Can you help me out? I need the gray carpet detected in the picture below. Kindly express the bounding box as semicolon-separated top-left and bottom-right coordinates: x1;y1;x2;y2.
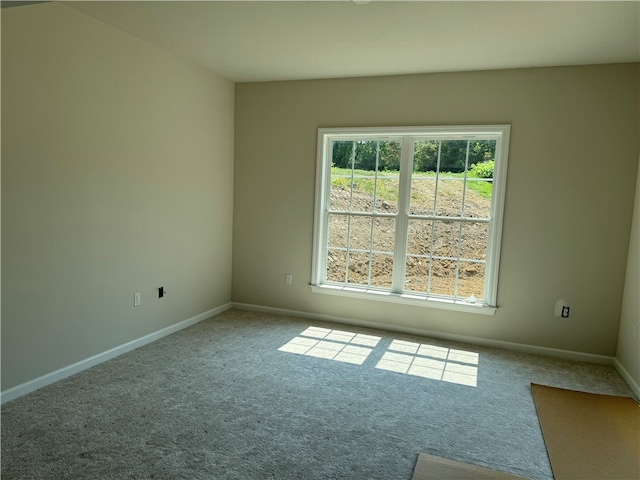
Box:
1;309;635;479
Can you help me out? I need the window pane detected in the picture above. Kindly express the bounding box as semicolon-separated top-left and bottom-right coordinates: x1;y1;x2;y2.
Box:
464;179;492;218
465;139;496;218
407;219;432;256
460;223;488;260
438;140;468;173
331;141;401;214
330;172;380;215
327;214;348;248
353;141;378;171
405;256;429;292
372;217;395;253
379;140;402;172
413;140;439;173
330;175;353;211
468;140;496;167
370;254;393;288
348;216;372;250
429;259;456;296
347;251;370;285
432;221;460;259
436;179;464;217
344;172;378;213
327;249;346;283
458;262;485;300
374;176;399;213
409;176;436;215
331;140;355;169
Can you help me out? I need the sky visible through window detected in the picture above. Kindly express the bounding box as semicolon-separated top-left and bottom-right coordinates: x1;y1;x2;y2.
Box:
278;326;479;387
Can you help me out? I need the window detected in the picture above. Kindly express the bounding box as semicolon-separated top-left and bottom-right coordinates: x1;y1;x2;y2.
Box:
311;125;510;314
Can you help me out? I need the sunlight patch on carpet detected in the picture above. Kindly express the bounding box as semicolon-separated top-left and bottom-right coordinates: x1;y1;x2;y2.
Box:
278;327;381;365
278;327;479;386
376;340;479;387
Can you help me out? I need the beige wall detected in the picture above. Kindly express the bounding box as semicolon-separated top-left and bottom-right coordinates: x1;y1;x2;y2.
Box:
616;161;640;384
613;59;640;389
234;64;639;357
1;3;235;390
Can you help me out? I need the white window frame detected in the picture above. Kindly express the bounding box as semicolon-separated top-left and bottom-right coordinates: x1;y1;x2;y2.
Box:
310;125;510;315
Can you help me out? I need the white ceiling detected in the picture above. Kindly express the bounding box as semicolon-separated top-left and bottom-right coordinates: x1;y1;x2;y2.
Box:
65;1;640;83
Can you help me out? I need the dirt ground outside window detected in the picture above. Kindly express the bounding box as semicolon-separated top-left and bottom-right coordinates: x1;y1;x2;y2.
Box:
326;179;491;299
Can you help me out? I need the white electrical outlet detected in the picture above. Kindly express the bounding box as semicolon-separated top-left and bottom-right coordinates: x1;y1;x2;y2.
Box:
633;324;638;340
134;292;141;306
285;274;293;285
554;299;569;317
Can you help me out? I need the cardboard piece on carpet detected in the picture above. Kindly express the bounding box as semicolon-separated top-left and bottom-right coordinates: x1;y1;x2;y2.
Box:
411;453;527;480
531;383;640;480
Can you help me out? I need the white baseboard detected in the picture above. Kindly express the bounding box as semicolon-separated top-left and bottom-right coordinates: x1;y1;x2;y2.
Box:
614;358;640;400
233;302;615;365
5;302;629;405
1;303;232;405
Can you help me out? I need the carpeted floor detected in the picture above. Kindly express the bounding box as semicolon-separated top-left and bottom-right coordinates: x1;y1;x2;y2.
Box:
1;309;636;479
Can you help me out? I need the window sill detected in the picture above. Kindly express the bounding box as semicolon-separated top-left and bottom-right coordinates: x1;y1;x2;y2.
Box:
310;284;497;316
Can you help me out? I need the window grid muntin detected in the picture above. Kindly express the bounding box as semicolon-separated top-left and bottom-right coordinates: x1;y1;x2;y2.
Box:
366;143;381;285
425;140;442;294
454;141;471;297
343;141;356;284
329;246;485;264
313;125;509;309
